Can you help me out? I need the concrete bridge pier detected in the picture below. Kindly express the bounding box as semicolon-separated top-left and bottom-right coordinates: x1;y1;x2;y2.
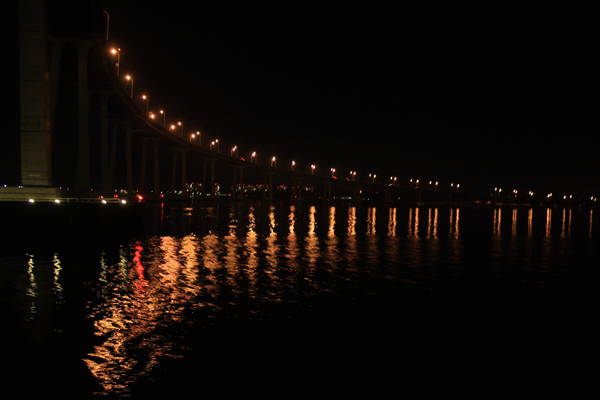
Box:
201;157;217;195
416;188;423;205
75;40;96;193
125;123;134;193
231;166;245;198
138;136;160;195
322;181;332;200
99;91;110;195
169;148;188;194
292;177;303;200
383;187;392;203
352;184;361;201
262;173;274;200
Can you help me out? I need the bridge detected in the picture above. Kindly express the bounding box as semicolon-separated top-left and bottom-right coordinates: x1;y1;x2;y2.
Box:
5;0;597;208
4;0;467;206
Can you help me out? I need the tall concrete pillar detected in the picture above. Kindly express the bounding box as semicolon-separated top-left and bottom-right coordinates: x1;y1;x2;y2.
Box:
100;92;110;194
76;42;92;192
294;177;303;200
180;150;187;191
202;158;208;192
152;138;160;194
139;137;149;192
48;38;63;134
19;0;52;186
108;123;118;193
239;166;244;185
170;149;178;192
125;124;133;193
209;159;216;194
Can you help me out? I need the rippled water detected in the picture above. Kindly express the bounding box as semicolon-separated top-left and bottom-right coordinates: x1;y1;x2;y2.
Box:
3;203;596;398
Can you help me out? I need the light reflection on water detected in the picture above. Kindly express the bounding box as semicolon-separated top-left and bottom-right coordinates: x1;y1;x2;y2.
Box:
7;204;597;397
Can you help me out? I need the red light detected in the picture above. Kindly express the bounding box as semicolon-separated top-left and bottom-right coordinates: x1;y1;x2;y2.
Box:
159;194;164;198
113;194;118;198
136;194;144;201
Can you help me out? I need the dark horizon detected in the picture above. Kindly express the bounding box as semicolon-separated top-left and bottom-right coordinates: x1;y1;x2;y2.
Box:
6;1;598;194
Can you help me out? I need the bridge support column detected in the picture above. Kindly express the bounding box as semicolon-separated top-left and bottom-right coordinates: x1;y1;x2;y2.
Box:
152;138;160;194
107;123;118;193
100;92;111;195
416;189;423;205
383;187;392;203
139;137;149;193
125;124;134;193
202;158;208;193
209;158;216;194
293;177;303;200
262;173;273;200
231;165;245;197
48;38;63;135
180;150;188;192
352;184;361;202
323;181;332;200
19;0;52;187
170;149;178;193
76;42;93;193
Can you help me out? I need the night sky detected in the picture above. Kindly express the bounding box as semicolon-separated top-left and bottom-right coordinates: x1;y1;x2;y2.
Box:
8;2;598;192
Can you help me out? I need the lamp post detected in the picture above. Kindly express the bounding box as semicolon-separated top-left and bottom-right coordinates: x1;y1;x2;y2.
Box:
141;94;149;114
109;47;120;76
124;74;133;97
251;151;257;163
159;109;166;127
271;156;276;168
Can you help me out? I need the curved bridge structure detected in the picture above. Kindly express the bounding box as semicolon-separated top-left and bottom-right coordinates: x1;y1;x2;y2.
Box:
13;0;463;204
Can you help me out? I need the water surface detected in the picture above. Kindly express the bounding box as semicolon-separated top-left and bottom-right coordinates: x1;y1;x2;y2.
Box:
3;203;596;397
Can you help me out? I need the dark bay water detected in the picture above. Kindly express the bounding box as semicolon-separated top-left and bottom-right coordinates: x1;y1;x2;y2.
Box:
3;203;596;398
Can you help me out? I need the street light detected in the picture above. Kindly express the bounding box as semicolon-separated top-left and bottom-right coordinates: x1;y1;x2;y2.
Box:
177;121;183;136
271;156;276;167
291;160;296;170
124;74;133;97
109;47;120;76
231;146;238;157
141;94;149;114
251;151;257;163
159;109;166;127
310;164;316;175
